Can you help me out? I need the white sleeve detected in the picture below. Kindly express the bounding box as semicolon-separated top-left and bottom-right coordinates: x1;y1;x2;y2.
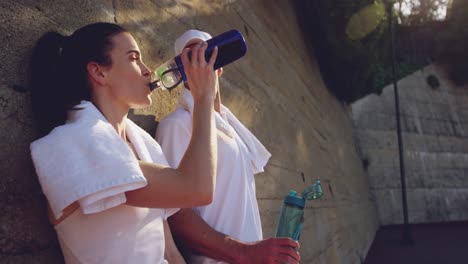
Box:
156;117;191;168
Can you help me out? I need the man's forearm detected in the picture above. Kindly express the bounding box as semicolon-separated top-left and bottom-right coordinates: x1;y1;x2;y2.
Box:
168;208;246;263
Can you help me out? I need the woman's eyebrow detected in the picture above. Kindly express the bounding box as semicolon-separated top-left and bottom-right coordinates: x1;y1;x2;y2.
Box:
127;50;141;56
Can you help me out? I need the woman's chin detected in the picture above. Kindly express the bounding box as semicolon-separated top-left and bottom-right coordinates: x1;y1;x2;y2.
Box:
130;96;152;109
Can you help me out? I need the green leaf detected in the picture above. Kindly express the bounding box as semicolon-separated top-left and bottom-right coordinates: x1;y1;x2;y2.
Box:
346;1;387;40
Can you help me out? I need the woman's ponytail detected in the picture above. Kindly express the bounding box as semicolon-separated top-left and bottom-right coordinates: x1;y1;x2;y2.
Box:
30;31;70;137
30;23;127;137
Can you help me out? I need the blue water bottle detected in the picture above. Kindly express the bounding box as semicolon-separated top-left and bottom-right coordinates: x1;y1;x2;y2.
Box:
149;29;247;91
275;179;323;240
275;191;305;240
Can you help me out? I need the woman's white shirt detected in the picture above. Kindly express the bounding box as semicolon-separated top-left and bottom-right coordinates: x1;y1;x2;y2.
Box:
55;204;168;264
30;101;177;263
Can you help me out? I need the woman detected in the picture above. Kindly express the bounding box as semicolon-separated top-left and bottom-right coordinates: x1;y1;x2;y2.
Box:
29;22;218;263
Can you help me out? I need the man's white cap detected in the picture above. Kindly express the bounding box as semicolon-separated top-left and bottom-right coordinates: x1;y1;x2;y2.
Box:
174;29;212;55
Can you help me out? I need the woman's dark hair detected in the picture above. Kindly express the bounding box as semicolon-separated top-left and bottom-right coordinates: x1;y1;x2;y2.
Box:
30;22;127;137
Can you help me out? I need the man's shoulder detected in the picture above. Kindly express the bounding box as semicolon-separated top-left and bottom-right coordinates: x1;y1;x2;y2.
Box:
156;107;192;144
159;107;192;128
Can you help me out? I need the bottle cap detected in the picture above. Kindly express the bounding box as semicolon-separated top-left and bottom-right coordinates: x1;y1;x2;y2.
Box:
284;190;305;209
302;178;324;200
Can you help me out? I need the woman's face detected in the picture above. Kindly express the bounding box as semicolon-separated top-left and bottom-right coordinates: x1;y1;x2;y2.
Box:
104;32;152;109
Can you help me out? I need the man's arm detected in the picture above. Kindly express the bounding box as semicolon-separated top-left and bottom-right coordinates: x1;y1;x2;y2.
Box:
168;208;301;264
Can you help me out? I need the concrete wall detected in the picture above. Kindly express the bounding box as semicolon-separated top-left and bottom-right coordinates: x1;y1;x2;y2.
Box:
1;1;377;263
352;64;468;226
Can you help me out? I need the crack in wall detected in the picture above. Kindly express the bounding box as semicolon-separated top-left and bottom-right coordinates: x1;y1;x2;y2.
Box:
112;0;118;23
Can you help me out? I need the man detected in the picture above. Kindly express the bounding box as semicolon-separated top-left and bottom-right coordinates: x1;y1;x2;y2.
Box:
157;29;300;264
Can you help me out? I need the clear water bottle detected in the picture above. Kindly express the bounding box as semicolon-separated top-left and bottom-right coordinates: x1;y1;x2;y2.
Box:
275;179;323;240
149;29;247;91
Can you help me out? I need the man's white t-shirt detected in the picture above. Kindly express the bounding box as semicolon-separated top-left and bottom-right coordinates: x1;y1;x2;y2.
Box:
157;107;264;264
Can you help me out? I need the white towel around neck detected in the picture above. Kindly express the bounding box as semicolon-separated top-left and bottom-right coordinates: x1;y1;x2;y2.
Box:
178;88;271;173
30;101;170;219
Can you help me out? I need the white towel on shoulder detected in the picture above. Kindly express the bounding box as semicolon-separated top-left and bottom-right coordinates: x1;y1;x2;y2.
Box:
178;88;271;173
30;101;170;219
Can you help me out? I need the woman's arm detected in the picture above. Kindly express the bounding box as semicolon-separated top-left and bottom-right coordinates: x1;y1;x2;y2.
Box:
126;43;219;208
163;220;186;264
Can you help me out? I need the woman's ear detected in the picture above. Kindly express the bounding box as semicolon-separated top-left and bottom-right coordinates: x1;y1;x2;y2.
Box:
86;62;107;86
216;67;223;77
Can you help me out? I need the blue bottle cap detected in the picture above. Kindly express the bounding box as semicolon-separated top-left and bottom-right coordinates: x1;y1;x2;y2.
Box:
284;190;305;209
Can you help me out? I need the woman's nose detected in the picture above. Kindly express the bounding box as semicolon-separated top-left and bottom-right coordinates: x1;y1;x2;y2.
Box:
141;62;151;78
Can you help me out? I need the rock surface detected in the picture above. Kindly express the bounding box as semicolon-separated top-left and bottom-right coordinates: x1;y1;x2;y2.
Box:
352;64;468;225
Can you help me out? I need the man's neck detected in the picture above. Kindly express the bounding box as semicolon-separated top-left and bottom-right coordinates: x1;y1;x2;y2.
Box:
184;85;222;113
214;90;222;114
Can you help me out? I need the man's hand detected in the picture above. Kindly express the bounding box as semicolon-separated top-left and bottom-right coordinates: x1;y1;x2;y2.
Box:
237;237;301;264
167;209;300;264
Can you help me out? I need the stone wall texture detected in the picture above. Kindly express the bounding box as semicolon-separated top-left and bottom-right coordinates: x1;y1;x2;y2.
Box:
1;1;378;263
352;64;468;226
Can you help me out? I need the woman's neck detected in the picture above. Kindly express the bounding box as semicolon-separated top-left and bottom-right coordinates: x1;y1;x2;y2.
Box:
91;96;129;140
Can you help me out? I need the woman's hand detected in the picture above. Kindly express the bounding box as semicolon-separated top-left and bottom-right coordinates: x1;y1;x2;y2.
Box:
180;42;218;104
